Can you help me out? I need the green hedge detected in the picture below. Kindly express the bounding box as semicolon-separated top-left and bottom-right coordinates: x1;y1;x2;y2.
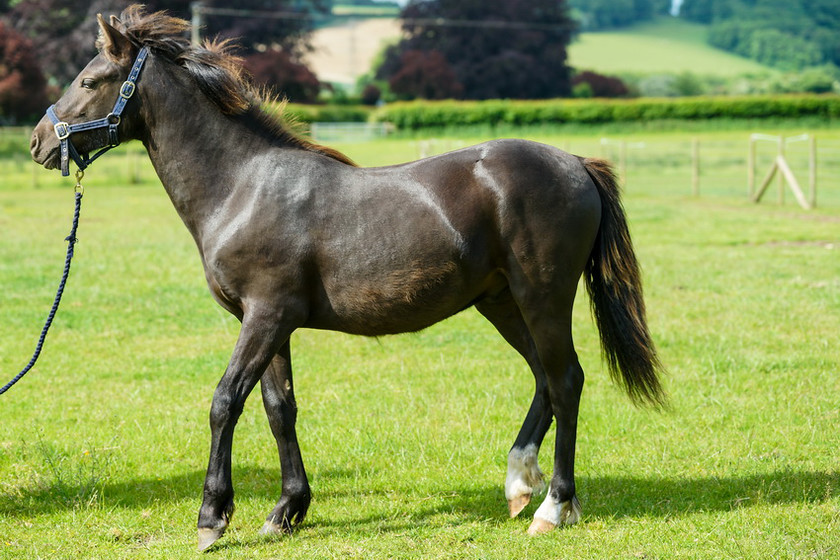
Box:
369;95;840;129
283;103;372;124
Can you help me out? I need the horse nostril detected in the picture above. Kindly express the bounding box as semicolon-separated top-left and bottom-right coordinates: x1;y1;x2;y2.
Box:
30;133;39;155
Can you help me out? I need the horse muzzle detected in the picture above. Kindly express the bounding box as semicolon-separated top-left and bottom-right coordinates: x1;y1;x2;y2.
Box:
30;117;61;170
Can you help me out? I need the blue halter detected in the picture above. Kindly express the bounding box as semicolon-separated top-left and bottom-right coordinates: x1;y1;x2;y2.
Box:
46;47;150;176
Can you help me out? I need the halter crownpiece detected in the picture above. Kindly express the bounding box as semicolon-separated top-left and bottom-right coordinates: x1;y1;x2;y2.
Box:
46;47;150;176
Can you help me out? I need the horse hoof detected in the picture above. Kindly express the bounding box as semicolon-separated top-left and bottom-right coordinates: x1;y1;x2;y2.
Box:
508;494;531;518
197;527;226;552
526;517;556;536
259;519;290;536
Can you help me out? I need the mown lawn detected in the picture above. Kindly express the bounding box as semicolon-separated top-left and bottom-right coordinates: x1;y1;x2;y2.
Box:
0;128;837;559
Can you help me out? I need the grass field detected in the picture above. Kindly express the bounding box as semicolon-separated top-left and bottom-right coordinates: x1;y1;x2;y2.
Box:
568;17;773;76
0;124;838;559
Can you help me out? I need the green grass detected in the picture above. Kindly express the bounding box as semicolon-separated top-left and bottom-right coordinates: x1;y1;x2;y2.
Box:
1;125;838;558
569;17;773;76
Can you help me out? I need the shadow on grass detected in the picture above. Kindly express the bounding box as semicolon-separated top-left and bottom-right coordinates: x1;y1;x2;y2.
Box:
1;465;837;530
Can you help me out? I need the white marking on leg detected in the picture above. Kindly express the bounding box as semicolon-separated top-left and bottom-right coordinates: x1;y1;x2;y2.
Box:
505;444;545;501
533;493;582;527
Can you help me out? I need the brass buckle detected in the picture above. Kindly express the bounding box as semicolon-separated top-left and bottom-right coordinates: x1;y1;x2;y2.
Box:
53;122;70;140
119;80;136;99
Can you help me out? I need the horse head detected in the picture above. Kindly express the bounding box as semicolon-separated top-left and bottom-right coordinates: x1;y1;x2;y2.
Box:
30;14;145;175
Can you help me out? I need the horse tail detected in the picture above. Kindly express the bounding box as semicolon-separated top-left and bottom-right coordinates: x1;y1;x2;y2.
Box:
579;157;667;408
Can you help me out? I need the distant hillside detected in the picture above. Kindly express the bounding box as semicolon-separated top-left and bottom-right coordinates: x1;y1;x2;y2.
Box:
568;17;773;76
306;16;772;87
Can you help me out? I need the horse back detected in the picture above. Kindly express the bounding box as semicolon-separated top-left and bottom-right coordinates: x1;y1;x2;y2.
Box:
302;139;601;334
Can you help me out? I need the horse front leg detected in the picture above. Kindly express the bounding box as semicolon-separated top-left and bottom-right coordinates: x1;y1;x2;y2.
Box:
258;343;311;535
197;311;291;551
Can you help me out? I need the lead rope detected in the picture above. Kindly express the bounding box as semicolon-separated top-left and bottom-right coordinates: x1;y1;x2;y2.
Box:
0;170;85;395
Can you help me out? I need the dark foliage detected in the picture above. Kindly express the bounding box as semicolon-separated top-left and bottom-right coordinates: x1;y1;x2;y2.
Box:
573;71;630;98
142;0;332;58
376;0;577;100
570;0;668;30
5;0;126;86
360;83;381;105
243;49;322;103
388;50;463;100
1;0;329;117
0;21;48;122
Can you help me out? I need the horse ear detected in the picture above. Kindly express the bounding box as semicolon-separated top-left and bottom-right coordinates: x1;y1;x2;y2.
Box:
97;13;132;63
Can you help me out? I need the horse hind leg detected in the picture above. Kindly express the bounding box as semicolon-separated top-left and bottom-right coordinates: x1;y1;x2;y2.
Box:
476;295;553;518
518;304;585;535
258;344;311;536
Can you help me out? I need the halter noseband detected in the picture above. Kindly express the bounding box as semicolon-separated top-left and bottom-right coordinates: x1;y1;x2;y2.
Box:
46;47;150;176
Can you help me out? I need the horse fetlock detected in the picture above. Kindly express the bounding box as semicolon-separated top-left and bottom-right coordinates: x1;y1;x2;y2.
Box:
259;518;290;537
527;494;581;535
197;496;235;551
263;492;310;534
505;444;545;517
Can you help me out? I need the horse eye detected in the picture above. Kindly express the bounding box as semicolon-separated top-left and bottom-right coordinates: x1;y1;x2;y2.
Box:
81;78;97;90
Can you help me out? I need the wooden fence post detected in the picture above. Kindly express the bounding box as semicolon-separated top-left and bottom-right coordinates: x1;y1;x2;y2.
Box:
777;136;785;205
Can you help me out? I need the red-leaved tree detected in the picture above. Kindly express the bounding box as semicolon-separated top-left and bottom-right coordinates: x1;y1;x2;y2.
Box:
0;21;48;122
376;0;577;100
243;49;323;103
389;50;463;100
572;71;630;98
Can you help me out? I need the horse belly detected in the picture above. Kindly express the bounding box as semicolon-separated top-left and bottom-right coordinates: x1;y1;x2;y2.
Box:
310;252;501;336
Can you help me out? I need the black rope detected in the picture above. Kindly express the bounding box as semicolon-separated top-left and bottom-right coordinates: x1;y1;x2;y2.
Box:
1;190;83;395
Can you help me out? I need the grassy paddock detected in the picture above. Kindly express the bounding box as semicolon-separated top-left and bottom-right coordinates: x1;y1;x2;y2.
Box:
0;126;838;559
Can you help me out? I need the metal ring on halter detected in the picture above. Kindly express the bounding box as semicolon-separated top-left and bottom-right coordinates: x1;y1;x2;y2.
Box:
74;169;85;194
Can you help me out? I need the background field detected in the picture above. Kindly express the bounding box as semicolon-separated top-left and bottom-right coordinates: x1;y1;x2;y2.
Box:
306;16;773;87
0;123;838;559
567;17;772;76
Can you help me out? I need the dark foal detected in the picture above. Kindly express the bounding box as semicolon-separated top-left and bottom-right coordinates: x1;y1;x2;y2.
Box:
30;6;665;551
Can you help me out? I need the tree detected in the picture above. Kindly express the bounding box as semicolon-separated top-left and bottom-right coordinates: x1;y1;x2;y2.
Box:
388;50;463;100
376;0;577;100
4;0;124;87
149;0;333;58
243;49;322;103
572;71;630;97
0;20;48;122
681;0;840;69
4;0;330;88
570;0;664;30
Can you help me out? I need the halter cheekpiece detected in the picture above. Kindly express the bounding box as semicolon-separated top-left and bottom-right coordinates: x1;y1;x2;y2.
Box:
46;47;150;176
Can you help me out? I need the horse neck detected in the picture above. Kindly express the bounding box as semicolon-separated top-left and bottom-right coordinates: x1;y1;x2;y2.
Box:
137;61;266;242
